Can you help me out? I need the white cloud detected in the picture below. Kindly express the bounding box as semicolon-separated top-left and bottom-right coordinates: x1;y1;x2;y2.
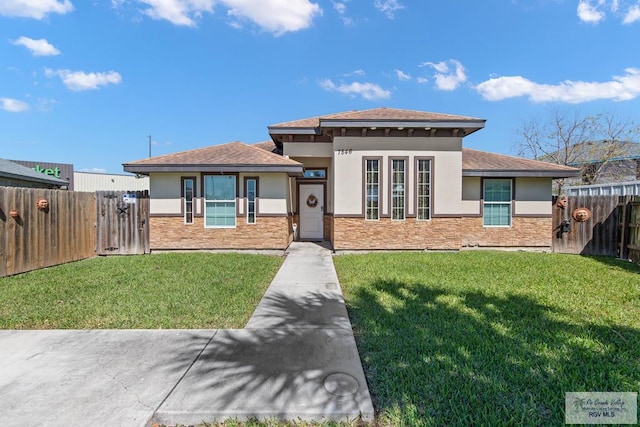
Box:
623;4;640;23
79;167;108;173
475;68;640;103
223;0;322;36
374;0;403;19
319;79;391;100
416;77;428;84
578;0;606;23
332;0;353;25
0;0;74;19
394;69;411;81
12;36;61;56
1;98;29;112
342;69;366;77
45;68;123;91
137;0;322;34
333;1;346;14
577;0;640;24
138;0;214;27
423;59;468;91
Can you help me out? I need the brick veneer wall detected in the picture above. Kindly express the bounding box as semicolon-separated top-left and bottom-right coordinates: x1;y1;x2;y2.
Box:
333;216;552;250
150;215;292;250
460;217;552;248
333;217;462;250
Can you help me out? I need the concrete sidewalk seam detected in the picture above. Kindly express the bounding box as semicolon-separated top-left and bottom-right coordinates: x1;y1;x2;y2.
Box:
146;330;219;427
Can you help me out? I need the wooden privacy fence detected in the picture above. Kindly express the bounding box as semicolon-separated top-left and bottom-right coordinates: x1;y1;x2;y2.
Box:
96;191;150;256
0;187;96;277
0;187;149;277
552;194;640;261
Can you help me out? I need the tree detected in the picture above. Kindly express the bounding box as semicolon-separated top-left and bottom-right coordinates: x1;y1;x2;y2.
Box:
515;109;640;187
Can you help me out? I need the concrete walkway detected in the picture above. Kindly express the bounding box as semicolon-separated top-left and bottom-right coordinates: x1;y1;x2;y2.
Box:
0;242;374;427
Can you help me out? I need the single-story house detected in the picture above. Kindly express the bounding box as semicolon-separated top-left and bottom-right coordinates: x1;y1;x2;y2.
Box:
123;108;580;251
0;158;69;189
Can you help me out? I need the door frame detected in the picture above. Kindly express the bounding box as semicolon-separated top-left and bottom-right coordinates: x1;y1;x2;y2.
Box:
297;183;326;241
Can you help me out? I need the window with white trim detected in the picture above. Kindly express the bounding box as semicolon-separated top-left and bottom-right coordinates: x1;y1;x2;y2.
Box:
204;175;236;228
183;177;194;224
417;159;431;220
246;178;257;224
483;179;512;227
365;159;380;220
391;159;406;220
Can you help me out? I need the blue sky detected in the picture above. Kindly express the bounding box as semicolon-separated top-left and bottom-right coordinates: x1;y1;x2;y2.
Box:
1;0;639;174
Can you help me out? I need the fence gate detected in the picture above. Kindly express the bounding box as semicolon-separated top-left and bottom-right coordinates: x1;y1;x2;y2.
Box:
552;195;627;257
96;190;149;255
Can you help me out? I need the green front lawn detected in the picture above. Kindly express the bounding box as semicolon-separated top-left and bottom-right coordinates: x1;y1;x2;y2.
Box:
0;253;282;329
334;251;640;427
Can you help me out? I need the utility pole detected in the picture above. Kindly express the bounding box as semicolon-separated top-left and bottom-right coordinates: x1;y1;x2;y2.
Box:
148;135;152;158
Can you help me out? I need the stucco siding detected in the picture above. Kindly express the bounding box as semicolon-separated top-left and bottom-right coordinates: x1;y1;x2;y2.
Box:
514;178;552;216
461;176;481;215
284;143;333;157
252;173;289;215
332;137;463;216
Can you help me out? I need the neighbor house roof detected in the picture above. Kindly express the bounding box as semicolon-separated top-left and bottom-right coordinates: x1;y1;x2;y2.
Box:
462;148;581;178
538;141;640;165
0;158;69;187
123;141;303;175
268;107;486;136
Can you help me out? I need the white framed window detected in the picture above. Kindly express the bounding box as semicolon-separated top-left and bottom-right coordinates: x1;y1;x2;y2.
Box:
182;177;195;224
416;159;431;220
303;169;326;179
204;175;236;228
365;159;380;220
391;159;406;220
246;178;257;224
483;179;512;227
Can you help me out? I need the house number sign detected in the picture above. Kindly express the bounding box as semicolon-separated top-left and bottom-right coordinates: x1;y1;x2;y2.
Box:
336;149;353;155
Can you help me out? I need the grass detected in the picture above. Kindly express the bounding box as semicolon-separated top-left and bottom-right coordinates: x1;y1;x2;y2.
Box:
0;253;282;329
333;251;640;427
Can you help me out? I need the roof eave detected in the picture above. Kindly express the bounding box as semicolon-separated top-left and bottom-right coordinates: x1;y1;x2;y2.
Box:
320;119;486;129
123;164;304;175
268;126;321;135
463;169;582;178
0;171;67;186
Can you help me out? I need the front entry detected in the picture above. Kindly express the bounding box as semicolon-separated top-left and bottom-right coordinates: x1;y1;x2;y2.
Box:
299;184;324;241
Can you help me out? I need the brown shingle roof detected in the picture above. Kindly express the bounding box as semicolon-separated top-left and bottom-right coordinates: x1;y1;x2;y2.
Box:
123;141;303;174
269;107;484;128
463;148;581;178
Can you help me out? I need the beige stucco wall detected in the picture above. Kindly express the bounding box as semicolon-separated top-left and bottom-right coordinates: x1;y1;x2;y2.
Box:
255;173;289;215
514;178;552;216
148;172;289;217
460;176;552;217
149;173;184;214
332;137;463;216
284;143;333;158
461;176;481;215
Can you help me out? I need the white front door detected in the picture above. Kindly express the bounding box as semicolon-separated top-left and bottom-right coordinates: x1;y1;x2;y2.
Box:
299;184;324;240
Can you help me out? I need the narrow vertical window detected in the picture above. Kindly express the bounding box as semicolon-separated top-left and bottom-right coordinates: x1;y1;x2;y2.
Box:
183;178;194;224
391;159;405;220
417;159;431;220
365;159;380;220
483;179;512;227
246;178;257;224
